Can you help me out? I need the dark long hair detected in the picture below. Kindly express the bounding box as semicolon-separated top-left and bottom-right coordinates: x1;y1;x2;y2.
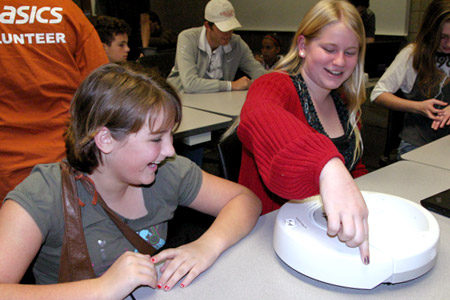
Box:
413;0;450;97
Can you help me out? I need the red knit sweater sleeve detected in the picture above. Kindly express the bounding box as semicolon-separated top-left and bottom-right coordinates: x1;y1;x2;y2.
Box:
351;159;368;178
238;72;345;200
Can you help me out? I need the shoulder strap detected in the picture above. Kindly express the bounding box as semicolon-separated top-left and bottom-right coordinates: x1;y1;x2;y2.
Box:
58;161;157;283
76;175;157;256
58;161;96;282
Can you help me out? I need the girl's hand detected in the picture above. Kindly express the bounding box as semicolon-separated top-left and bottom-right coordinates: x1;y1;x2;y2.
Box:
319;158;370;265
151;240;220;291
148;170;261;291
431;105;450;130
98;251;157;299
416;98;448;120
254;54;264;63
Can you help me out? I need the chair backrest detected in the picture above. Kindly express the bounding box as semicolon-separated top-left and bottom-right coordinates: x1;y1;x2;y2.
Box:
379;90;406;166
217;130;242;183
383;109;405;157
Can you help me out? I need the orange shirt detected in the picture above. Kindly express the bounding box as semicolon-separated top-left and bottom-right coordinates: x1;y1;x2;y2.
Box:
0;0;109;199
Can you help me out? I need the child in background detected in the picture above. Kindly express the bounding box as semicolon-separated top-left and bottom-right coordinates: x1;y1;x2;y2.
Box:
92;15;131;63
0;63;261;299
255;33;284;70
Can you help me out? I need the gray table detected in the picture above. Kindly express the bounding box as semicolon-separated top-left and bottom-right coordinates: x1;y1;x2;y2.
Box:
401;135;450;171
173;106;232;145
129;161;450;300
181;91;247;118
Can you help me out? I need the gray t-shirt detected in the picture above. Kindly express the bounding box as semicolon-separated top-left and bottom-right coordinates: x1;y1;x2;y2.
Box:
5;155;202;284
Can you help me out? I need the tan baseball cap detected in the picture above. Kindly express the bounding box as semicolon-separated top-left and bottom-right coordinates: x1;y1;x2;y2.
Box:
205;0;242;32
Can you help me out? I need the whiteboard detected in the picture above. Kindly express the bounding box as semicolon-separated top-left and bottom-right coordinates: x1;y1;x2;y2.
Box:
233;0;410;36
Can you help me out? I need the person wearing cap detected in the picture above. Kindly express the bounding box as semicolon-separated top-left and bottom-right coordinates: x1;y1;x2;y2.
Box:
167;0;265;93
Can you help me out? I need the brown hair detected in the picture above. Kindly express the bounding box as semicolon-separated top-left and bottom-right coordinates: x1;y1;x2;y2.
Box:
91;15;131;46
413;0;450;97
65;63;182;173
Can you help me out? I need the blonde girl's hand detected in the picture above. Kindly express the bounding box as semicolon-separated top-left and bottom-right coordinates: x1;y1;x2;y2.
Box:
319;158;370;265
151;239;220;291
98;251;158;299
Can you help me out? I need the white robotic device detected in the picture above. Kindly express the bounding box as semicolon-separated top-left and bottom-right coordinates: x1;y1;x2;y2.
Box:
273;191;440;289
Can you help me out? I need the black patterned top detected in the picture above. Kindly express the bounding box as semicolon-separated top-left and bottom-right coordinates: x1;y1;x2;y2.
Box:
436;52;450;72
290;73;359;171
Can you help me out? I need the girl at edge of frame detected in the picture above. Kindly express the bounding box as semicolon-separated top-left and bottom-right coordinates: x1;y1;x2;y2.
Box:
370;0;450;157
0;63;261;299
255;33;284;70
237;0;370;264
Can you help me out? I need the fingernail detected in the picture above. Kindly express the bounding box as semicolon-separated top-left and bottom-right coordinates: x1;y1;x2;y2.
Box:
151;257;156;263
364;256;370;265
157;284;162;289
164;285;170;291
180;283;185;288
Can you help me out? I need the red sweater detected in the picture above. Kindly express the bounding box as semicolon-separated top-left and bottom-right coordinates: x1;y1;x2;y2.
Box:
238;72;367;214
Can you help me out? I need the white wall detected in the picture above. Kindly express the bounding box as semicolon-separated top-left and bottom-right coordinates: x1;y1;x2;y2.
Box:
233;0;410;36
